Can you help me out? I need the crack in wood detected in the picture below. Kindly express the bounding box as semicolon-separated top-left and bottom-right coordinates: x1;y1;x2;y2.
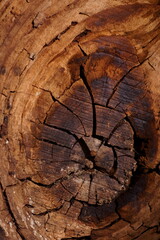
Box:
79;12;90;17
105;118;126;143
106;54;154;108
37;137;72;149
78;44;88;56
109;147;118;177
73;29;91;42
32;204;63;216
80;65;96;137
45;89;87;136
32;85;88;136
43;21;78;47
0;183;27;240
1;2;160;240
18;170;84;189
43;123;79;141
132;225;159;240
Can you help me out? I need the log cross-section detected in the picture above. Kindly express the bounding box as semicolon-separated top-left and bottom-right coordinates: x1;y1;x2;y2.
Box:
0;1;160;240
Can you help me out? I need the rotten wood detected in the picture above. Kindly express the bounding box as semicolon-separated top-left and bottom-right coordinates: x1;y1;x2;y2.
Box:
0;0;160;240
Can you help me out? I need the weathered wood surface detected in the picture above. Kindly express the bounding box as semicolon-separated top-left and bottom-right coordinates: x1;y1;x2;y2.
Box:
0;0;160;240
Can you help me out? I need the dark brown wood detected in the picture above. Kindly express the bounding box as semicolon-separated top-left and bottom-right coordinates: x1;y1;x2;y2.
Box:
0;1;160;240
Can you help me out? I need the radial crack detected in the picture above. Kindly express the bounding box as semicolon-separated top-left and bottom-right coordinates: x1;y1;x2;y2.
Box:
88;174;93;203
65;197;76;215
106;56;152;107
78;138;93;160
80;65;96;136
78;44;88;56
109;147;118;177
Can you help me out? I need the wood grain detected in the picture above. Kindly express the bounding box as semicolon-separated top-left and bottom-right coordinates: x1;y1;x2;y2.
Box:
0;0;160;239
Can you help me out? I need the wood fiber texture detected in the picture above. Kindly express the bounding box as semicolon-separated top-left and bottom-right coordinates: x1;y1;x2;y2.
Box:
0;0;160;240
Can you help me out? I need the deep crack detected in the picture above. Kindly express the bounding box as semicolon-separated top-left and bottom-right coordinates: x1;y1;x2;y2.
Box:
80;65;97;137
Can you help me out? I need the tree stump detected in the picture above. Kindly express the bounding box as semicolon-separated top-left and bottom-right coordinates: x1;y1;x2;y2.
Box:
0;1;160;240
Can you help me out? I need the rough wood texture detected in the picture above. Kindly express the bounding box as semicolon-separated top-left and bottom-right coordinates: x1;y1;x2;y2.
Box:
0;0;160;240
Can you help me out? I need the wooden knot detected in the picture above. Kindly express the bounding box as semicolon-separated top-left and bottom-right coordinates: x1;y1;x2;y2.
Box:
31;34;158;228
36;36;150;215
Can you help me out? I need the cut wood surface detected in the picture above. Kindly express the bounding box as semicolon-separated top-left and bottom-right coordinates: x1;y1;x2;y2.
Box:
0;0;160;240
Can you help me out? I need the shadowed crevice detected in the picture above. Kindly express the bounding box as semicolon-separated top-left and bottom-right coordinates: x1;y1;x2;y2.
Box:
80;65;97;137
109;147;118;177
